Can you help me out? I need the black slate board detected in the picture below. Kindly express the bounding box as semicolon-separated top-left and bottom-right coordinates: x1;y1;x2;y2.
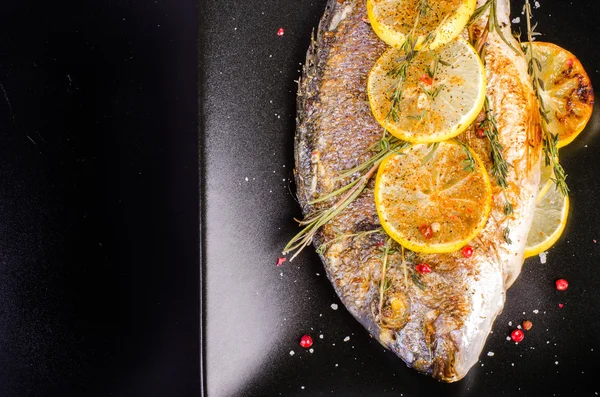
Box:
201;1;600;396
0;0;199;395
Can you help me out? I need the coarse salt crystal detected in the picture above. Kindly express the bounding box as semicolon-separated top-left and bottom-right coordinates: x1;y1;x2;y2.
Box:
289;350;295;356
539;251;547;264
331;303;338;310
508;321;512;326
309;348;314;353
487;351;495;357
344;336;350;342
533;309;539;314
319;334;324;339
512;17;521;23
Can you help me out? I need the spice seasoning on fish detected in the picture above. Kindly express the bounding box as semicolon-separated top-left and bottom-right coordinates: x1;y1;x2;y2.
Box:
555;278;568;291
511;329;524;342
299;335;313;349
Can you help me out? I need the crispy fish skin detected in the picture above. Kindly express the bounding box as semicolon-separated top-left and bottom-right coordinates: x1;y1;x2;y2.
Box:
295;0;542;382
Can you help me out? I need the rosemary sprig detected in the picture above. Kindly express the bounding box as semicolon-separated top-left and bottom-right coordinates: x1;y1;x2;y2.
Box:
468;6;516;243
523;0;569;196
454;140;476;172
315;228;383;255
335;134;409;181
284;134;409;260
421;142;439;165
283;162;379;261
471;0;520;55
480;97;509;188
502;226;512;244
386;0;434;122
466;0;491;27
410;273;427;291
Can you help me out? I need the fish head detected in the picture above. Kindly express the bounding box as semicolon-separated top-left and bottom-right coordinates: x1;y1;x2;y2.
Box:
373;260;505;382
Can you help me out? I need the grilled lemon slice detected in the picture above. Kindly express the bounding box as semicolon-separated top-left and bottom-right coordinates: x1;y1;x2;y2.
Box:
375;141;492;253
524;182;569;258
368;37;486;143
532;42;594;148
367;0;476;49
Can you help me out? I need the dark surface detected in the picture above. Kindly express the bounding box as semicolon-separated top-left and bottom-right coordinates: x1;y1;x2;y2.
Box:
0;0;199;396
201;0;600;396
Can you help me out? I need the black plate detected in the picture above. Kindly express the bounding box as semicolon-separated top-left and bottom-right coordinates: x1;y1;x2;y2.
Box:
201;1;600;396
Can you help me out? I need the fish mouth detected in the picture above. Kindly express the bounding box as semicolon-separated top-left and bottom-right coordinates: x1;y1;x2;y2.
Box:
374;301;499;382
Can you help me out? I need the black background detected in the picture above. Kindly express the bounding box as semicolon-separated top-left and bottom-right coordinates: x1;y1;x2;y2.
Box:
202;1;600;397
0;0;199;396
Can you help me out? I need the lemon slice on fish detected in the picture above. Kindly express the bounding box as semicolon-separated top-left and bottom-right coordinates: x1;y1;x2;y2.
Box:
524;182;569;258
532;42;594;148
367;0;476;49
375;141;492;253
537;159;554;198
367;37;486;143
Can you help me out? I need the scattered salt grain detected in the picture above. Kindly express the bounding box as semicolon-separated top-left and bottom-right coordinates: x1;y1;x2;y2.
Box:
534;1;540;8
319;334;324;339
555;361;559;365
344;336;350;342
244;177;248;182
506;336;512;341
487;351;495;357
539;251;547;264
289;350;295;356
508;321;512;326
533;309;539;314
309;348;314;353
301;386;305;390
331;303;339;310
512;17;520;23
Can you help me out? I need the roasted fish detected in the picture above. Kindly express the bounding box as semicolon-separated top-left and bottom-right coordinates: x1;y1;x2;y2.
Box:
293;0;542;381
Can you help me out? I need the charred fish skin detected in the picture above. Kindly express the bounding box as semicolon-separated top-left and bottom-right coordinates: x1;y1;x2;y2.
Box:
295;0;542;382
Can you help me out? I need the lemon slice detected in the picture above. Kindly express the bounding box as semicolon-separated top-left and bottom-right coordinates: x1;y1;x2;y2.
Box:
524;183;569;258
367;0;476;49
375;141;492;253
368;37;486;143
532;42;594;148
537;159;554;198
